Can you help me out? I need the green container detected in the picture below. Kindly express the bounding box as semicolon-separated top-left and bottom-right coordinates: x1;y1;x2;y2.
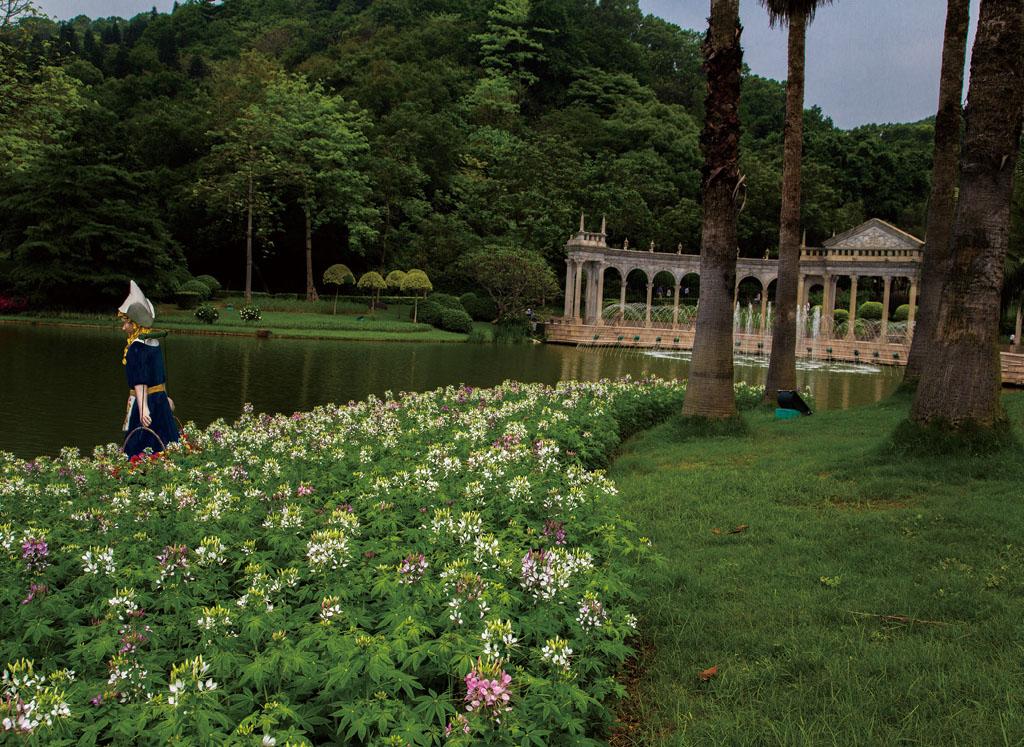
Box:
775;408;801;419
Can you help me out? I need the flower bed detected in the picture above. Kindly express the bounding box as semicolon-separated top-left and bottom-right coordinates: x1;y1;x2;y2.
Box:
0;377;761;745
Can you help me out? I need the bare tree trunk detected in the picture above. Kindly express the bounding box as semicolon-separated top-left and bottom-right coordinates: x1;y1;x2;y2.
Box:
763;9;806;403
911;0;1023;427
304;196;319;302
904;0;970;384
245;169;253;306
682;0;742;419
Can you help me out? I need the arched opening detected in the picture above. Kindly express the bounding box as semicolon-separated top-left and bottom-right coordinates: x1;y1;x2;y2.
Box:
600;267;626;322
611;268;653;324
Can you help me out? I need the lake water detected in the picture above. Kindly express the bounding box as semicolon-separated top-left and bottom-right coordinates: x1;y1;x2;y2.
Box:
0;323;903;459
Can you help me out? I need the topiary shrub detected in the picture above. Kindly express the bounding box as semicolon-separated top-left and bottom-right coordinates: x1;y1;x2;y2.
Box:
428;292;464;311
858;301;883;320
460;292;497;321
175;291;202;310
180;279;211;301
833;308;849;322
440;307;473;334
893;304;916;322
195;274;222;295
417;300;444;327
194;303;219;324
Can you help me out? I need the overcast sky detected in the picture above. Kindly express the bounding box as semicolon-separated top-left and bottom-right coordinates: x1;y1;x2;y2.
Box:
35;0;978;131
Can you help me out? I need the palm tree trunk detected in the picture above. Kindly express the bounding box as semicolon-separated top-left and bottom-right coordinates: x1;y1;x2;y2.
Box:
682;0;742;419
904;0;970;384
911;0;1023;427
763;8;806;403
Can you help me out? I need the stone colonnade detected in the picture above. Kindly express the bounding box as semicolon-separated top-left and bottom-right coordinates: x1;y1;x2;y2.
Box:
562;218;924;338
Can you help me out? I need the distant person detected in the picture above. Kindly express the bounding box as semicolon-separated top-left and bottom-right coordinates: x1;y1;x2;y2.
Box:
119;281;179;457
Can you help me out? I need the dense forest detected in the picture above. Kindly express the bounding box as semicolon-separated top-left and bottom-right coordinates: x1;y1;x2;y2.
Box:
0;0;971;307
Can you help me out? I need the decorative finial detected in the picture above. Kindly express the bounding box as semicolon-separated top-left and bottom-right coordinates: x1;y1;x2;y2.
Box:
600;215;606;234
579;212;585;232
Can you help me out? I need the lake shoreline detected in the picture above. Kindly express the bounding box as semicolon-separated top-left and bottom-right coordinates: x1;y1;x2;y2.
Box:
0;316;470;344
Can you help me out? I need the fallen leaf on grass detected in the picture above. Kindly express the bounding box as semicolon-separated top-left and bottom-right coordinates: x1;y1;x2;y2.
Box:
711;525;749;535
699;666;719;681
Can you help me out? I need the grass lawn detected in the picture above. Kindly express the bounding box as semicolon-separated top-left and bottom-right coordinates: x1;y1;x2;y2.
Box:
0;296;493;343
610;390;1024;745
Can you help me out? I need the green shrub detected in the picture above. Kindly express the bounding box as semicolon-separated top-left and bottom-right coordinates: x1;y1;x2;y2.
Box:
239;305;262;323
466;327;491;344
833;307;849;322
460;292;497;321
195;274;222;295
194;303;219;324
428;292;464;311
439;307;473;334
893;304;916;322
494;313;531;343
175;291;202;310
417;300;444;326
180;279;211;301
858;301;883;320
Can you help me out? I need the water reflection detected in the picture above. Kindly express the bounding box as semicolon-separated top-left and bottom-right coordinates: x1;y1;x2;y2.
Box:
0;324;901;459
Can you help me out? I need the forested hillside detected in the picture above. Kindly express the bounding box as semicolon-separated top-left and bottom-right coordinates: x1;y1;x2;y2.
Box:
1;0;944;306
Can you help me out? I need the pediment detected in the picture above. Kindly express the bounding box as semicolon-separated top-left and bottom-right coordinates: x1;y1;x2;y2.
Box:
822;219;923;251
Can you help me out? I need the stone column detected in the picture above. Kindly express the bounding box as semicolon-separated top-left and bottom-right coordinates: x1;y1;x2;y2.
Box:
584;263;598;324
572;261;584;320
822;274;834;337
846;275;858;340
1015;305;1022;352
619;278;627;323
881;276;892;338
673;281;681;328
563;260;574;318
907;278;918;334
795;274;806;341
759;284;769;334
645;282;653;327
594;265;606;326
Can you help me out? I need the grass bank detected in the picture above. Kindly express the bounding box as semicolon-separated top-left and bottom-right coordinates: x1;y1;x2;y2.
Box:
610;391;1024;745
0;298;494;343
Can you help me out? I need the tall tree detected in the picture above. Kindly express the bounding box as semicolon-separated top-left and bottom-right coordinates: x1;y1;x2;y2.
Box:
910;0;1023;428
195;52;282;304
903;0;970;383
458;246;557;320
0;41;83;176
759;0;832;404
682;0;743;419
263;74;374;302
0;0;36;31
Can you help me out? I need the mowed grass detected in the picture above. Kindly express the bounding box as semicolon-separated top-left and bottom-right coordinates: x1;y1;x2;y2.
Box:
0;299;489;342
610;390;1024;746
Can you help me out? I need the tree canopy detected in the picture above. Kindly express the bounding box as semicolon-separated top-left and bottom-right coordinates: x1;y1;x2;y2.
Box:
0;0;978;306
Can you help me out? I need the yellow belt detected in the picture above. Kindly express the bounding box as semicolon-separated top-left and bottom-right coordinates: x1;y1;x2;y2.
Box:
128;383;166;396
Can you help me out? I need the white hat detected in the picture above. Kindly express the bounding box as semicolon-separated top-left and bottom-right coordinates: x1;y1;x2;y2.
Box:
118;280;155;326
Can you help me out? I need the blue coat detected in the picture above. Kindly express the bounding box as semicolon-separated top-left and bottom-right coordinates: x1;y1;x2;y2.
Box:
124;340;179;457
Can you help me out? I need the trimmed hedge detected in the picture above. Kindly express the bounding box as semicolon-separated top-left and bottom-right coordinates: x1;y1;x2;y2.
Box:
175;291;202;310
440;307;473;334
195;275;222;295
833;308;849;322
180;279;211;301
460;292;497;321
428;292;464;311
417;300;444;326
858;301;883;320
893;304;916;322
